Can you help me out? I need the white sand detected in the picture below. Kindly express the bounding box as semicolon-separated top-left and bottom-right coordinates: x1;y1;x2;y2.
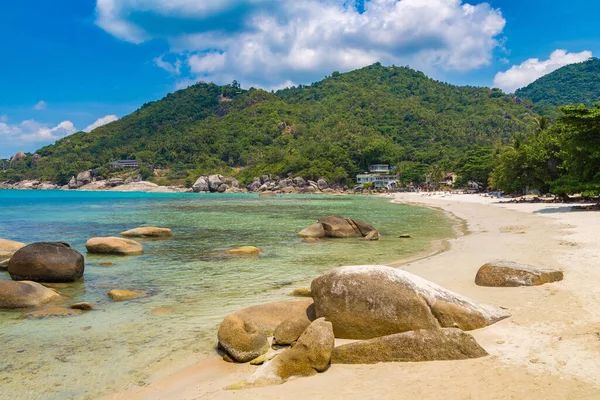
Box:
104;193;600;400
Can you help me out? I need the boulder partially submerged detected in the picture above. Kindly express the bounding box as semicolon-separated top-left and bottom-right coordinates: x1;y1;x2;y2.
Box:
8;242;84;282
311;265;510;339
86;237;143;256
107;289;146;301
120;227;173;238
297;216;379;240
0;238;26;260
25;307;83;319
225;246;260;256
475;260;564;287
0;280;60;308
331;328;488;364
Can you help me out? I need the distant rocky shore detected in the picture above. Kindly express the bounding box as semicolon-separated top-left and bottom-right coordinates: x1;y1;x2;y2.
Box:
0;171;370;195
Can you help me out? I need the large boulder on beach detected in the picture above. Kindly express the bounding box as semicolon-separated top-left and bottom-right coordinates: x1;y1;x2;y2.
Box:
318;216;362;238
0;280;60;308
76;170;92;186
86;237;143;255
475;260;564;287
273;317;312;346
8;242;85;282
192;176;209;192
208;174;223;192
233;298;315;335
297;223;325;239
0;238;26;260
218;315;270;363
317;178;329;191
331;328;488;364
311;265;510;340
120;227;173;238
238;318;334;388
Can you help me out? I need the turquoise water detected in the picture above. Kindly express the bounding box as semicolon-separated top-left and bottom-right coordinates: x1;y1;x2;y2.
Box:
0;190;454;399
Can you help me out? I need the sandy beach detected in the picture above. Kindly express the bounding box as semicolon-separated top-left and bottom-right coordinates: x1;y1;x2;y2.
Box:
104;193;600;400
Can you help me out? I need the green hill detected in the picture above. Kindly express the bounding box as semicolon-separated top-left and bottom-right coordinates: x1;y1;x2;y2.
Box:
515;58;600;107
8;63;538;186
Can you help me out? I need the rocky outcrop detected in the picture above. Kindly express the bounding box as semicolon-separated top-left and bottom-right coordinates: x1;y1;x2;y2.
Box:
120;227;173;238
317;178;329;191
8;242;85;282
76;170;92;186
364;230;381;240
0;238;26;260
331;328;488;364
192;175;240;193
0;280;60;308
232;298;315;335
273;317;312;346
311;265;510;339
10;151;27;165
107;289;146;301
226;246;260;256
237;318;335;388
218;315;270;363
86;237;143;255
475;260;564;287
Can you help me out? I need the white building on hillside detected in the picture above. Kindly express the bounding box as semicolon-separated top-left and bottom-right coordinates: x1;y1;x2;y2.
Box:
356;164;398;189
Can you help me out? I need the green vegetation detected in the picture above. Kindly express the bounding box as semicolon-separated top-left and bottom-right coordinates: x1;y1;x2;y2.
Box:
516;58;600;106
2;63;537;187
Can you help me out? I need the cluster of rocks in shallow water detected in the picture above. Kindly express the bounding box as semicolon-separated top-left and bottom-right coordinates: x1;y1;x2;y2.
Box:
217;262;566;389
0;227;174;311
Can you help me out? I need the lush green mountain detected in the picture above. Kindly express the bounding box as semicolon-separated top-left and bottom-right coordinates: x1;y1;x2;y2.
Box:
6;63;539;186
515;58;600;106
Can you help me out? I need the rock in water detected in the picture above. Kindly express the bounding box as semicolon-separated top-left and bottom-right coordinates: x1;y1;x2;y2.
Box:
273;317;312;345
475;260;564;287
318;216;362;238
86;237;143;255
0;238;26;259
311;265;510;339
348;219;376;236
70;302;94;310
364;230;381;241
120;227;173;238
0;280;60;308
238;318;335;388
8;242;84;283
226;246;260;256
107;289;146;301
331;328;488;364
218;315;270;363
297;223;325;239
233;299;315;335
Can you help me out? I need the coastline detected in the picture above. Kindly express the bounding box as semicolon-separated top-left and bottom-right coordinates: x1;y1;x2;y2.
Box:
104;193;600;400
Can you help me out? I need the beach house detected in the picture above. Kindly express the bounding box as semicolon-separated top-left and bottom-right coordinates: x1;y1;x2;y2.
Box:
356;164;398;189
110;160;139;169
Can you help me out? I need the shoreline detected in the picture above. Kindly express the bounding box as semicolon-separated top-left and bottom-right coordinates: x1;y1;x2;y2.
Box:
105;193;600;400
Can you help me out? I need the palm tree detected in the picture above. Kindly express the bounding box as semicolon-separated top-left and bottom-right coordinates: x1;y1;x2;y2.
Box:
427;164;444;191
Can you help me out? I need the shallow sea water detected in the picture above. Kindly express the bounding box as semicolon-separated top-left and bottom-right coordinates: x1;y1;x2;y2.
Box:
0;190;454;399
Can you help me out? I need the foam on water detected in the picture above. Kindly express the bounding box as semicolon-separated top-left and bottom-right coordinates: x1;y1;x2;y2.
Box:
0;190;454;399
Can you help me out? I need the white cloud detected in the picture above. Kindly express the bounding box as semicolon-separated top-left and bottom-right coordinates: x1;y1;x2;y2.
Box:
95;0;506;88
84;115;119;132
154;55;182;75
493;49;592;93
0;119;77;143
33;100;47;110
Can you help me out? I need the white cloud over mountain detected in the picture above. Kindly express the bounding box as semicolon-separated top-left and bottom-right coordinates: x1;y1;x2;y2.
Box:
84;115;119;132
493;49;592;93
0;119;76;143
95;0;506;88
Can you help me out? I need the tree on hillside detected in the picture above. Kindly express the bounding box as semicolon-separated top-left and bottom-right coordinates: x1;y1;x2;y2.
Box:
550;103;600;196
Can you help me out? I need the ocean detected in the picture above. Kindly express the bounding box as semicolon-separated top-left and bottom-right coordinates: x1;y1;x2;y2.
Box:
0;190;454;399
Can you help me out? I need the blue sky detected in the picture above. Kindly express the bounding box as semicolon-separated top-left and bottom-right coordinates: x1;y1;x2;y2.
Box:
1;0;599;158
